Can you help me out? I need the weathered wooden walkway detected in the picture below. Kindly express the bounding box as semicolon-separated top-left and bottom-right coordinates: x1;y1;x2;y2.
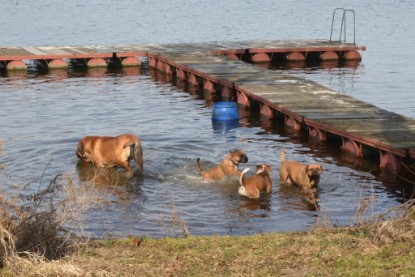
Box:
0;40;363;69
1;40;414;174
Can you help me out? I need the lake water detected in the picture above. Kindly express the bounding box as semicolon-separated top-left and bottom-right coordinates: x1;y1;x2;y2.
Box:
0;0;414;237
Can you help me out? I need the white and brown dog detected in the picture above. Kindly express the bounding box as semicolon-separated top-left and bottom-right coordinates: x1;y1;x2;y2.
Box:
238;164;272;199
76;133;143;174
196;149;248;182
279;148;322;191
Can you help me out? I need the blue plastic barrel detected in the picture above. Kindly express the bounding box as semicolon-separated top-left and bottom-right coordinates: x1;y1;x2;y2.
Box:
211;101;239;121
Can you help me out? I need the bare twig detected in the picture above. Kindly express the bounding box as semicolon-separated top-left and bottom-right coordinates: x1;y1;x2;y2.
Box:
158;194;190;238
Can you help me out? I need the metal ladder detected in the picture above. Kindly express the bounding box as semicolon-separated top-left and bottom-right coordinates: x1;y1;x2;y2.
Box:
330;8;356;45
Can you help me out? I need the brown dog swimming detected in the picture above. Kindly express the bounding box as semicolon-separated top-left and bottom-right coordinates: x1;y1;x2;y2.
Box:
76;133;143;174
279;148;322;191
238;164;272;199
196;149;248;182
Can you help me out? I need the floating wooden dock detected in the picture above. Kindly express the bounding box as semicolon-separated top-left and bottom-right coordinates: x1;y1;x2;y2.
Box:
2;40;415;174
0;40;363;70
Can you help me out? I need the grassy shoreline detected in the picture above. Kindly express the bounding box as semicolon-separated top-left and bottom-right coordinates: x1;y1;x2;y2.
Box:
77;229;415;276
3;228;415;276
3;200;415;276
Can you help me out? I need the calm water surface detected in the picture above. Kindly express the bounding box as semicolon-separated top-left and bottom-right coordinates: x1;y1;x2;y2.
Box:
0;0;414;237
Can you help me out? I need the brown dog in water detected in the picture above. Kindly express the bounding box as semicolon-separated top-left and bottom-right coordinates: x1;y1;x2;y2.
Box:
238;164;272;199
279;148;322;191
76;133;143;174
196;149;248;182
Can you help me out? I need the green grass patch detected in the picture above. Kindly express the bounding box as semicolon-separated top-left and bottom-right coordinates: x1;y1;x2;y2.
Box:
57;230;414;276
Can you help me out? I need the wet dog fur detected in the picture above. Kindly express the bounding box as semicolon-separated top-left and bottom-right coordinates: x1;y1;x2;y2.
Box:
238;164;272;199
76;133;143;174
196;149;248;182
279;148;322;191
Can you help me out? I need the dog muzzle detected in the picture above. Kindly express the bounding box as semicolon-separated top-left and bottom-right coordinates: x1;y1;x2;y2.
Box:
240;155;248;163
310;171;321;180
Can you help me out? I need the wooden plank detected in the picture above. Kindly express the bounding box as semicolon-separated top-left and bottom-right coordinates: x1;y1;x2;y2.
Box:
0;47;33;56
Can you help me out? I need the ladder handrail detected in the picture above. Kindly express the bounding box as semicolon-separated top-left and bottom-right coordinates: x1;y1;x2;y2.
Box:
330;8;356;45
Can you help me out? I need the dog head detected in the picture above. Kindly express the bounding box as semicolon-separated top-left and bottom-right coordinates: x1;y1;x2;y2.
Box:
76;138;86;159
227;149;248;165
305;164;323;182
256;164;272;174
76;137;91;160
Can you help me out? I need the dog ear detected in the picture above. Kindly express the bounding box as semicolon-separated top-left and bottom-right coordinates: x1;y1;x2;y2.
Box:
256;164;267;174
319;165;323;171
76;140;85;159
305;165;310;173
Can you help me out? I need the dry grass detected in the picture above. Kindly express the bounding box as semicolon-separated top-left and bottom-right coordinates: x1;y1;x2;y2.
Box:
354;199;415;245
157;194;190;238
314;178;415;246
399;162;415;185
0;166;100;276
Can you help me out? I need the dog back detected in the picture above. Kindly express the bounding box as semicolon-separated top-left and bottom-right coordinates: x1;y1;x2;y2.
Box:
76;133;143;174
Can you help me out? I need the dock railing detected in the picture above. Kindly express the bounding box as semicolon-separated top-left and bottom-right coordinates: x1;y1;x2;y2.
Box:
330;8;356;45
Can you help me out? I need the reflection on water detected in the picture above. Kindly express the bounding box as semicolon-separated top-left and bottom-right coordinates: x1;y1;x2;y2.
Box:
76;161;135;186
73;157;143;201
0;65;412;238
211;119;240;134
264;59;363;96
239;195;272;212
278;184;320;212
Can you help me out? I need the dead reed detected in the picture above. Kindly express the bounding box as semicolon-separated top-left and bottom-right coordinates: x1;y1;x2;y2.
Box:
356;198;415;245
314;177;415;246
0;166;98;274
399;162;415;186
157;194;190;238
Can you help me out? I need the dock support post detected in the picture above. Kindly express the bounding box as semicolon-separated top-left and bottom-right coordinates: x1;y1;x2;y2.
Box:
260;104;274;118
285;116;301;131
176;68;186;80
309;127;327;142
237;91;250;108
164;63;173;76
380;151;401;174
341;138;363;157
149;57;156;68
156;59;164;71
187;73;198;87
203;79;215;92
221;86;233;99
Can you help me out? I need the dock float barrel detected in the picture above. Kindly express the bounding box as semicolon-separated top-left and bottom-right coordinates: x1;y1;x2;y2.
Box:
212;101;239;121
212;101;239;133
